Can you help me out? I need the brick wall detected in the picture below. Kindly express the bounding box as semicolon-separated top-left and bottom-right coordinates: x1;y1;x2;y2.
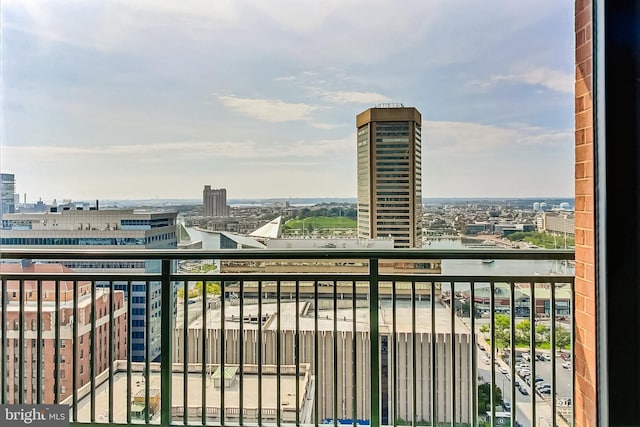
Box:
574;1;596;426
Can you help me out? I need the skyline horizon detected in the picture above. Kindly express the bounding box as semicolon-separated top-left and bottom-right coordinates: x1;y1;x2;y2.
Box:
12;193;575;207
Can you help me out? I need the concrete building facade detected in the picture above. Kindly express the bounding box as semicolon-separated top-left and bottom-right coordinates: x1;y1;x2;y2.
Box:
356;105;423;248
1;173;16;217
203;186;229;217
172;301;471;425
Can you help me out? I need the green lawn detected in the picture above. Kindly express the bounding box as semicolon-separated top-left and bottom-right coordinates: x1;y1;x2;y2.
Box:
284;216;357;230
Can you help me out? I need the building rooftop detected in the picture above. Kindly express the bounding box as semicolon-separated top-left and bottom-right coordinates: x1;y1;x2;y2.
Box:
71;365;311;424
181;299;470;335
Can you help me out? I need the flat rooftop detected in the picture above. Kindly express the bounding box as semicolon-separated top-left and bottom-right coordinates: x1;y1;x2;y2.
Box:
71;366;309;424
180;300;470;334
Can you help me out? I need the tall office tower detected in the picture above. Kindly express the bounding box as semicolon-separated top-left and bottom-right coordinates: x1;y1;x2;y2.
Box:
356;105;423;248
1;173;16;217
203;185;229;217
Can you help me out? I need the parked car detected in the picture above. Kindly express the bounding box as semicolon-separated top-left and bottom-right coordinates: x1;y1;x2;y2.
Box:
503;400;511;411
538;386;552;394
518;384;529;395
536;382;551;391
522;352;531;361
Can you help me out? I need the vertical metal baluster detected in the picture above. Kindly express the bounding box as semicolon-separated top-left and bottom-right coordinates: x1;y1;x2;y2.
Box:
145;280;151;424
258;279;263;427
295;279;300;427
221;279;226;426
411;281;417;427
183;277;189;425
510;282;516;426
201;279;207;426
90;279;96;422
54;278;60;404
370;259;379;427
392;280;397;427
277;279;281;427
352;280;357;425
529;281;536;427
333;280;338;427
314;279;319;427
72;279;78;421
470;282;477;427
109;281;114;423
239;280;244;426
161;259;173;426
570;280;575;425
550;282;557;427
450;281;456;426
430;279;436;426
126;281;132;425
489;281;496;427
18;278;24;405
36;279;42;403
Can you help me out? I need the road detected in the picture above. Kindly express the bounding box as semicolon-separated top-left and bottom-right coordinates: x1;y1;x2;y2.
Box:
471;323;572;427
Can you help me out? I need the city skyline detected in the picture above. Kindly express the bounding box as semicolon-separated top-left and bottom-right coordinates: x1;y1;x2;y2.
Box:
1;1;574;202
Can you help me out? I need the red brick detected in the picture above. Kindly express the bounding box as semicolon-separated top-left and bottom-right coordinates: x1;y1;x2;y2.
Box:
575;74;592;97
576;110;593;129
576;143;594;162
576;42;593;65
575;7;592;31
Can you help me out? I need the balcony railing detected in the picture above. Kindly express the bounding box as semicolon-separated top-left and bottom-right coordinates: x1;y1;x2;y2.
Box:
0;248;574;427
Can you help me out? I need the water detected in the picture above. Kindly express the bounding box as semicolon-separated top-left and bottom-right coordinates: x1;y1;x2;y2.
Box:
425;237;572;276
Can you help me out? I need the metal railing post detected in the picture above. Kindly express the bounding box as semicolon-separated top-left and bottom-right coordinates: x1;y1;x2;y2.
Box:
370;258;380;427
160;258;173;426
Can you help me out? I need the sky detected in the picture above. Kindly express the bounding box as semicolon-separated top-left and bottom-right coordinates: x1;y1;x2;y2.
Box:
0;0;575;202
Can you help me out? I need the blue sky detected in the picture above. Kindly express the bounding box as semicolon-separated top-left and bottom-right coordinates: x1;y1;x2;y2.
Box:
1;0;575;202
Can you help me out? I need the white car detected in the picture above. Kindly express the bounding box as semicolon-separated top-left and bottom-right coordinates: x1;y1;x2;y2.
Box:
498;366;509;375
562;361;571;369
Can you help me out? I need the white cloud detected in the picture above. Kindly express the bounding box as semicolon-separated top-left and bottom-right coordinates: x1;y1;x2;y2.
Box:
218;95;319;123
321;91;390;105
491;67;573;94
423;120;572;155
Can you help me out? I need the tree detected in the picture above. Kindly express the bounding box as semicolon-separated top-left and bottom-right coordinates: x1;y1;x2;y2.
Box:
535;324;550;345
555;326;571;349
516;319;531;345
493;314;512;349
477;382;504;415
194;281;221;296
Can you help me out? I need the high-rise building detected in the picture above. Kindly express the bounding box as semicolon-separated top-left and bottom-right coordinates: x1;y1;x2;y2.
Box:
356;105;423;248
203;186;229;217
0;207;178;362
1;173;16;217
